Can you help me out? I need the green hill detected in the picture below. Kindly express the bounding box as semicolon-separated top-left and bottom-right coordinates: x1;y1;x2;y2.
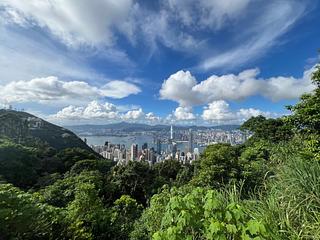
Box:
0;109;92;152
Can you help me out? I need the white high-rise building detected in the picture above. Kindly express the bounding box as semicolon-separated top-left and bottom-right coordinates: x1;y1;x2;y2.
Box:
188;128;193;153
170;125;174;140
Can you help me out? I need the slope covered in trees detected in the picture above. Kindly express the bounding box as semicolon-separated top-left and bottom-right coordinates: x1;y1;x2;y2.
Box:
0;64;320;239
0;109;95;151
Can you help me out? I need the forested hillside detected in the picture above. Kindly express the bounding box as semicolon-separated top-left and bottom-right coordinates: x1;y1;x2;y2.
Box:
0;64;320;239
0;109;95;152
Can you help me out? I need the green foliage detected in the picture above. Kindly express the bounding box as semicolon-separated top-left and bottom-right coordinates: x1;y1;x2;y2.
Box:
70;159;114;175
66;182;109;240
249;155;320;239
40;171;103;207
110;195;143;239
130;185;179;240
0;184;65;240
0;138;40;188
192;144;240;188
153;159;183;182
133;186;267;240
286;64;320;160
56;147;101;171
238;141;272;193
241;116;293;143
287;64;320;135
105;161;155;205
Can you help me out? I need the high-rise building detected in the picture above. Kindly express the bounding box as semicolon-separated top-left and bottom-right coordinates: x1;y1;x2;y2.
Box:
130;144;138;161
142;142;148;150
172;142;177;159
188;128;193;153
156;139;161;154
170;125;174;140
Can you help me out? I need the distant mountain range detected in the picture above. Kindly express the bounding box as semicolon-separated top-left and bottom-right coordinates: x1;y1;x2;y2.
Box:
66;122;240;135
0;109;93;152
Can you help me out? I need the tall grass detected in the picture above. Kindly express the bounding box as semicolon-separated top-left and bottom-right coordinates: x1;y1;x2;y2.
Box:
249;155;320;239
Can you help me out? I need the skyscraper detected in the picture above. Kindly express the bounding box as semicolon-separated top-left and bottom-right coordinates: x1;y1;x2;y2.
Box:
172;142;177;159
131;144;138;161
170;125;174;140
188;128;193;153
156;139;161;154
142;142;148;150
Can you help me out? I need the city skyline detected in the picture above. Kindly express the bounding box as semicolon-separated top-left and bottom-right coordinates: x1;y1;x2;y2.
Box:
0;1;319;126
88;124;249;165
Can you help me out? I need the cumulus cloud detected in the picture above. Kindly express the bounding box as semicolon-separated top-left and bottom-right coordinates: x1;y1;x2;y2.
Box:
202;101;236;122
0;76;141;105
202;100;273;124
50;101;161;124
145;112;161;122
160;70;202;106
122;108;145;120
160;67;316;106
53;101;119;120
48;99;277;125
173;106;196;120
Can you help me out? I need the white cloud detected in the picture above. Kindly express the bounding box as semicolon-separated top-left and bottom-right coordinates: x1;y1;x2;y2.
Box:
50;101;162;124
262;67;316;101
100;80;141;99
48;99;278;125
173;106;196;120
145;112;161;122
160;67;316;107
202;101;236;122
202;100;273;124
0;76;141;105
122;108;145;120
52;101;119;120
1;0;134;48
0;0;310;72
160;70;202;106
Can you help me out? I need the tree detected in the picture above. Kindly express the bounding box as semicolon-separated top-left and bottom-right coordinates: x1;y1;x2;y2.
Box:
0;139;40;188
40;171;103;207
241;116;293;143
69;159;114;175
238;140;272;193
66;182;110;240
105;161;155;205
287;64;320;158
55;148;99;171
0;184;65;240
110;195;143;240
192;144;240;188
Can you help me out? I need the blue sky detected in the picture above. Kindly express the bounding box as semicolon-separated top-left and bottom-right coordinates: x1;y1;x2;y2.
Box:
0;0;319;125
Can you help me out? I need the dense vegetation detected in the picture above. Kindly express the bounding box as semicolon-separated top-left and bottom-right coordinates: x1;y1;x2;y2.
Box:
0;64;320;239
